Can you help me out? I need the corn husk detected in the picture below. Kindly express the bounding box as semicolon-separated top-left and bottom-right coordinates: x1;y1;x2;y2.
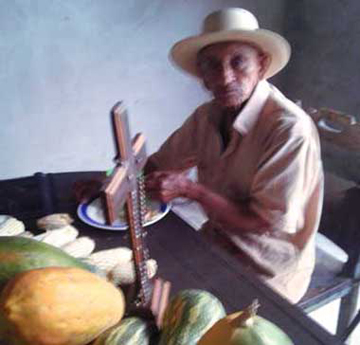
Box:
109;259;158;285
61;237;96;258
18;231;35;238
0;216;25;236
36;225;79;247
37;213;74;230
87;247;133;273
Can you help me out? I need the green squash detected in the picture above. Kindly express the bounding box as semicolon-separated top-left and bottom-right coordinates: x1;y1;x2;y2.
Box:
198;300;294;345
91;317;157;345
0;236;93;289
159;289;226;345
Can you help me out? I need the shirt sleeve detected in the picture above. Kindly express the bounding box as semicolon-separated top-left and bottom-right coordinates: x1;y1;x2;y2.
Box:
147;109;201;172
222;114;323;280
249;117;322;236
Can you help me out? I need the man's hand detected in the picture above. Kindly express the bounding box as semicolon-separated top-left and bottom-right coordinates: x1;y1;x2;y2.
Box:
145;171;194;203
73;179;103;203
145;169;268;233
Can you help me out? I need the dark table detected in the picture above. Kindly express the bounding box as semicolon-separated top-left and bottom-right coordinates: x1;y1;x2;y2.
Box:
73;213;343;345
1;172;344;345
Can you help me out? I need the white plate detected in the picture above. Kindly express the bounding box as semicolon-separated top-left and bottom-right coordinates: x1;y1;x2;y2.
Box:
77;198;171;231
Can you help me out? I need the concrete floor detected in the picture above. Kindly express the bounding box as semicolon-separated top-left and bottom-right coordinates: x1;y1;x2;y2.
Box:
309;298;360;344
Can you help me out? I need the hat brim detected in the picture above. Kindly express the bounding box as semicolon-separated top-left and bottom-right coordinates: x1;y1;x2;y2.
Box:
169;29;291;79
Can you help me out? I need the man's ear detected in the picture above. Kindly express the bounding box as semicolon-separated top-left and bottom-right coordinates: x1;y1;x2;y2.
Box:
258;54;271;79
198;68;211;91
196;58;210;91
201;76;211;91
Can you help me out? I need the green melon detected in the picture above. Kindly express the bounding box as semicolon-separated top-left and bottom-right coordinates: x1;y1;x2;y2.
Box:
198;300;294;345
0;236;93;289
158;289;226;345
91;317;157;345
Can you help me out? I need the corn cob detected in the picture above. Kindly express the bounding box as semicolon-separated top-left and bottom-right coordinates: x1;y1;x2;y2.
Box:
32;231;48;241
0;216;25;236
146;258;158;278
18;231;35;238
109;259;158;286
37;213;74;230
87;247;133;273
61;237;96;258
37;225;79;247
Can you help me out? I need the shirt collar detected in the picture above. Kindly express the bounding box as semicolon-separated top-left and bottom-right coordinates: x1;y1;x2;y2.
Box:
233;80;271;136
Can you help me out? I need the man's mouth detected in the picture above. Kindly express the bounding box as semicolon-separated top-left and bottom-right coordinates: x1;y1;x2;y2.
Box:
216;88;241;98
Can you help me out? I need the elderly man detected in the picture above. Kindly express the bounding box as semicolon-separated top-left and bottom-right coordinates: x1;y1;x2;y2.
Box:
145;8;324;303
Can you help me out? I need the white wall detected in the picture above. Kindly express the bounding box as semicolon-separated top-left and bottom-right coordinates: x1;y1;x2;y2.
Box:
0;0;285;179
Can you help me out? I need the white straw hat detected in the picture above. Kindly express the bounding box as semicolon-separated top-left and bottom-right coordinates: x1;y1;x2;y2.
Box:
170;8;291;79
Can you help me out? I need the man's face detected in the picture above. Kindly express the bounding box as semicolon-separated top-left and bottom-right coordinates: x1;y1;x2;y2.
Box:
197;41;269;111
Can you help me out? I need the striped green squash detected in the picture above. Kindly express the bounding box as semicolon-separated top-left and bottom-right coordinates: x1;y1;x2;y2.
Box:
0;236;94;289
92;317;157;345
159;289;226;345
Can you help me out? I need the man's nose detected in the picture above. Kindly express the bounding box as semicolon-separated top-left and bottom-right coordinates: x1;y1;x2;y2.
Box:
218;65;235;85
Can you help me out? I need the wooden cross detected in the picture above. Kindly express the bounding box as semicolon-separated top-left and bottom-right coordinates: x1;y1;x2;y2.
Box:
101;101;171;327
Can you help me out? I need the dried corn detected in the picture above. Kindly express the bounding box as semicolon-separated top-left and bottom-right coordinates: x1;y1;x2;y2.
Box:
18;231;35;238
87;247;133;273
38;225;79;247
0;216;25;236
61;237;96;258
146;259;158;279
33;231;48;241
109;259;158;285
37;213;74;230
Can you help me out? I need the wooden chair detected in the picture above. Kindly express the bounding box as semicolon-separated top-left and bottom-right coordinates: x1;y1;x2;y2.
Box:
341;309;360;342
0;171;104;229
0;172;55;228
298;108;360;341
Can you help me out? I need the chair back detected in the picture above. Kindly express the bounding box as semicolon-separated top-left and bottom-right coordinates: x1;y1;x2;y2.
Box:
308;108;360;279
0;172;54;221
309;108;360;183
0;171;104;229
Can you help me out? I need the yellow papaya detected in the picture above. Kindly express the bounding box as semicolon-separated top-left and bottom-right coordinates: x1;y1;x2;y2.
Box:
0;267;125;345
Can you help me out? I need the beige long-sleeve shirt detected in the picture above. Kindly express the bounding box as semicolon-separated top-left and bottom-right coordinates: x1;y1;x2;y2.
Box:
148;80;324;303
